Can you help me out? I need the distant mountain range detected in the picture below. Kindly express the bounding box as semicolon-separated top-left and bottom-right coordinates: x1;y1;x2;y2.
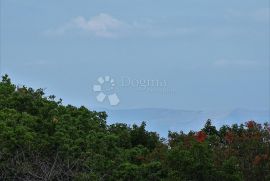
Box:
94;108;270;137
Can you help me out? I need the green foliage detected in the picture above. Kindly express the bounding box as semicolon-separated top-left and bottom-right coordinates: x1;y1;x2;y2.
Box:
0;75;269;180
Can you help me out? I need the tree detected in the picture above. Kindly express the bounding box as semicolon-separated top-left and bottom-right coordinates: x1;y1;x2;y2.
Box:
0;75;269;180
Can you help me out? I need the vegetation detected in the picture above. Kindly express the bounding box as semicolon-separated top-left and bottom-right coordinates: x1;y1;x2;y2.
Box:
0;74;269;180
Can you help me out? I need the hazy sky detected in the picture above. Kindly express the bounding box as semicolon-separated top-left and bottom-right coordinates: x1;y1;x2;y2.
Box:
1;0;269;111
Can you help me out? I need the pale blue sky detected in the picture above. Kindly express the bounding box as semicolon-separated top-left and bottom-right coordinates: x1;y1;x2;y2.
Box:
0;0;269;111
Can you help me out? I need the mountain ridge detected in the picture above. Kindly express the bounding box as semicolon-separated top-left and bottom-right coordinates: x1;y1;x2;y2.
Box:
94;107;269;137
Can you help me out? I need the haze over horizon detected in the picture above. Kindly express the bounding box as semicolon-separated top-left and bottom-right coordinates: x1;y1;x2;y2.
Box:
1;0;269;114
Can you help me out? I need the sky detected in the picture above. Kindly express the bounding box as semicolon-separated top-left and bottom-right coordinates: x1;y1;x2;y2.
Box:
0;0;269;112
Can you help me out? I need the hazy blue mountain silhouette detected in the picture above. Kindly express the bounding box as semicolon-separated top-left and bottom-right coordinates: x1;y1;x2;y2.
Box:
95;108;269;137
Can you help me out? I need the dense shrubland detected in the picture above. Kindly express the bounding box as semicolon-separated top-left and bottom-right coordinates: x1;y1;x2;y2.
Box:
0;75;269;180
